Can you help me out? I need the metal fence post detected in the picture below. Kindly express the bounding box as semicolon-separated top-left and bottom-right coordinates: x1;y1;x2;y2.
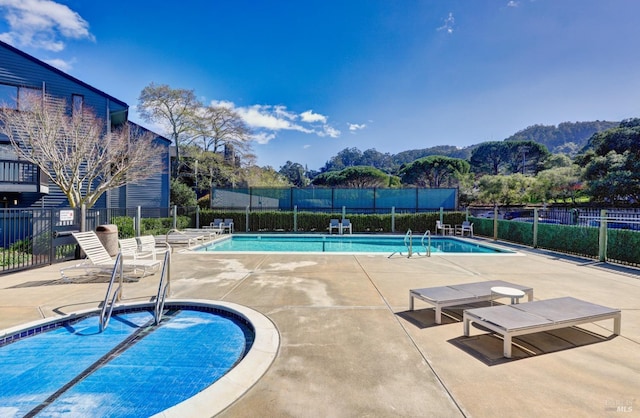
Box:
196;206;200;228
493;206;498;241
599;209;607;262
439;207;444;224
246;206;250;232
391;206;395;233
80;204;86;232
533;208;539;248
294;205;298;232
172;205;177;229
136;206;141;237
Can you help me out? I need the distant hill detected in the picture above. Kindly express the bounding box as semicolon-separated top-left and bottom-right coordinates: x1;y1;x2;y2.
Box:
316;120;621;174
504;121;619;155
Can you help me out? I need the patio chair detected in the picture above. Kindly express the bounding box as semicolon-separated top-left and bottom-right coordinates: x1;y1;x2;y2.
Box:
436;220;453;235
211;218;224;229
60;231;161;280
463;296;621;358
328;218;340;234
223;219;234;233
409;280;534;324
341;218;353;234
455;221;474;237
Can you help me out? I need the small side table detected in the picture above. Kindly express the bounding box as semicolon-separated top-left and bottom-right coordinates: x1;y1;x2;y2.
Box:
490;286;526;305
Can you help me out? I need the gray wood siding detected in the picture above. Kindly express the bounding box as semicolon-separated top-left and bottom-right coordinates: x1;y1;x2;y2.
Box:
0;41;127;120
0;41;170;210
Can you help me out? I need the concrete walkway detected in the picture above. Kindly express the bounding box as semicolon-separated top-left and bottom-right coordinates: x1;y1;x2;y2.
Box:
1;240;638;417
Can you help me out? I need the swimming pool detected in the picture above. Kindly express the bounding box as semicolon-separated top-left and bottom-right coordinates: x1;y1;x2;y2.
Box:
196;234;512;254
0;300;279;417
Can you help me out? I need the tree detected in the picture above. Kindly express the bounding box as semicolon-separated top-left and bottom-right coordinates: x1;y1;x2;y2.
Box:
279;161;309;187
578;119;640;203
469;142;511;175
533;166;584;204
170;178;197;207
138;83;199;178
470;141;549;175
312;166;396;188
504;141;550;175
399;155;470;188
477;174;536;205
0;93;162;208
189;104;252;155
240;166;289;187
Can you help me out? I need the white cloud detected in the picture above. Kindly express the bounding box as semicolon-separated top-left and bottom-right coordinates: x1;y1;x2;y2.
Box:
208;100;340;144
348;123;367;132
303;144;311;149
300;110;327;123
252;131;277;145
507;1;520;7
319;125;340;138
437;12;455;34
0;0;94;51
43;57;72;71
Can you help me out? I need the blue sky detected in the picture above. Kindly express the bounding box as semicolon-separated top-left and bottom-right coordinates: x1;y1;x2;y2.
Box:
1;0;639;171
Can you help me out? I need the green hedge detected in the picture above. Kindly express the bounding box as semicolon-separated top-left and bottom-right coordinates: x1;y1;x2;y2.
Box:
194;209;467;234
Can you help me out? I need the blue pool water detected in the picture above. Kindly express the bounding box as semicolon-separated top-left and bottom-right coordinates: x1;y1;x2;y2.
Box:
197;234;510;254
0;308;253;417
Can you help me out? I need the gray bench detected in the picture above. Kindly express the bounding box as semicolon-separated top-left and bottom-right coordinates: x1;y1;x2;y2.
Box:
463;296;621;358
409;280;534;324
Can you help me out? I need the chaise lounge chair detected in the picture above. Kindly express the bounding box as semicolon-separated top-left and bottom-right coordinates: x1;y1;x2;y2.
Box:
463;296;622;358
409;280;534;324
60;231;161;280
137;235;171;259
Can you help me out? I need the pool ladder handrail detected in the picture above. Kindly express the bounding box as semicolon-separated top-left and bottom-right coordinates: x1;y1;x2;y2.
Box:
421;230;432;257
154;250;171;325
389;229;415;258
99;252;124;332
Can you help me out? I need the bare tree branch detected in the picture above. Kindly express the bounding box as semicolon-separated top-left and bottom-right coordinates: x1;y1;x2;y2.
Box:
0;93;163;208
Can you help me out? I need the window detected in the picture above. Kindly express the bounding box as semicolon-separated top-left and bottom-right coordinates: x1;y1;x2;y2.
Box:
0;84;18;108
72;94;84;116
16;87;42;111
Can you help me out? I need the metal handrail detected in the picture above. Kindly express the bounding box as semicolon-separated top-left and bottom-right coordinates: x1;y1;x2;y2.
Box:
421;230;431;257
154;250;171;325
99;252;124;332
389;229;414;258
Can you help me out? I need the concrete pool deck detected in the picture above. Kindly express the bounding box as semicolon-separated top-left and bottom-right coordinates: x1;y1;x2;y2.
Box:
1;239;639;417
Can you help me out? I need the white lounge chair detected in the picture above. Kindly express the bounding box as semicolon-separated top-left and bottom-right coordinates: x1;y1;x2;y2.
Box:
328;219;340;234
118;237;153;260
409;280;534;324
341;218;352;234
61;231;161;280
157;229;204;248
463;296;622;358
436;220;453;235
137;235;171;259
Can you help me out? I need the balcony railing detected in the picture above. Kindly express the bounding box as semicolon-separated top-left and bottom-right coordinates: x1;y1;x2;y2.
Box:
0;160;48;193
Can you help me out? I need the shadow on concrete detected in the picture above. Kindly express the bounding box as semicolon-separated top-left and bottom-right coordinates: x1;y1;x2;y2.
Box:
449;326;617;366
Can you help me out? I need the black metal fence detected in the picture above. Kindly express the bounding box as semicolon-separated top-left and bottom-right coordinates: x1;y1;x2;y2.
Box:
4;204;640;274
